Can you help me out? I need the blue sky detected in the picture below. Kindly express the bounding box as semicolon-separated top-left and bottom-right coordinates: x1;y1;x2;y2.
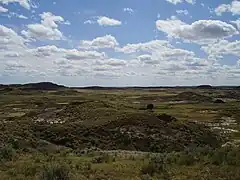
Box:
0;0;239;86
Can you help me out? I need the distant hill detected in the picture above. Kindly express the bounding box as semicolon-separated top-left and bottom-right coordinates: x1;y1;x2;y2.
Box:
0;82;66;91
21;82;66;91
196;85;213;89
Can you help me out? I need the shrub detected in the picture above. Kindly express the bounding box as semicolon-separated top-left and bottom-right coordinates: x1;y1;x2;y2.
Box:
0;145;16;161
214;99;225;104
91;154;115;164
141;156;165;176
40;162;70;180
176;152;195;166
146;104;154;110
209;146;240;166
157;114;177;123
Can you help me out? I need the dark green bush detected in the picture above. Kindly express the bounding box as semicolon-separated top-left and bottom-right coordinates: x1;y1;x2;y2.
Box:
146;104;154;110
0;145;16;161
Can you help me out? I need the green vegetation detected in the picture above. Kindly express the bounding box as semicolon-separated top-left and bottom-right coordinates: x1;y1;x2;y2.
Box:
0;84;240;179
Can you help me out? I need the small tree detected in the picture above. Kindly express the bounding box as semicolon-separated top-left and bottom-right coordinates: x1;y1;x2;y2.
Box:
146;104;154;110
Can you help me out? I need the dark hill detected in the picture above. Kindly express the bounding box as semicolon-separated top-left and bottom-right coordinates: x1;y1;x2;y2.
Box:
21;82;66;91
31;112;223;153
18;101;223;153
197;85;213;89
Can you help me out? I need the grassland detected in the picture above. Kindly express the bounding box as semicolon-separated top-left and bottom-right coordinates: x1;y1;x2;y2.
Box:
0;84;240;179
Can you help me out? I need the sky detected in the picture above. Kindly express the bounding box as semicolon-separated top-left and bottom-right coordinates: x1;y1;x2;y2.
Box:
0;0;240;86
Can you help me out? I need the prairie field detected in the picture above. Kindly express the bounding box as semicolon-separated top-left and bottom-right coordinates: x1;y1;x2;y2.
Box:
0;83;240;180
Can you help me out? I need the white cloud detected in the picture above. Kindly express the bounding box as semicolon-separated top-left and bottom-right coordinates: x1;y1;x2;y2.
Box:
40;12;64;28
0;5;8;12
116;40;171;54
5;60;27;70
22;24;63;40
0;25;26;50
96;58;127;67
21;12;65;40
84;20;95;24
215;1;240;16
0;22;239;86
138;54;159;65
156;18;186;35
63;20;71;25
231;19;240;31
32;45;65;57
18;14;28;19
156;19;238;43
0;0;31;9
165;0;195;5
65;49;106;60
105;58;127;67
3;51;21;57
202;40;240;58
176;9;189;15
123;8;134;14
79;35;119;49
97;16;122;26
5;12;28;19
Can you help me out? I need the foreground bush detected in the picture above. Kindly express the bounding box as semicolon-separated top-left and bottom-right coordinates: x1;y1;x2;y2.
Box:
40;162;70;180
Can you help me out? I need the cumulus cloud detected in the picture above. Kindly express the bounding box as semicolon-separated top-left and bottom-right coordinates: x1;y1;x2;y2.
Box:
0;0;31;9
79;35;119;49
165;0;195;5
201;40;240;58
0;21;239;85
65;49;106;60
116;40;171;54
176;9;189;15
156;19;238;43
123;8;134;14
22;24;63;40
231;19;240;31
40;12;64;28
5;60;27;70
97;16;122;26
84;20;95;24
116;39;196;67
138;54;159;65
32;45;64;57
21;12;65;40
215;1;240;16
4;51;21;57
0;25;26;50
0;5;8;12
4;12;28;19
18;14;28;19
105;58;127;67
